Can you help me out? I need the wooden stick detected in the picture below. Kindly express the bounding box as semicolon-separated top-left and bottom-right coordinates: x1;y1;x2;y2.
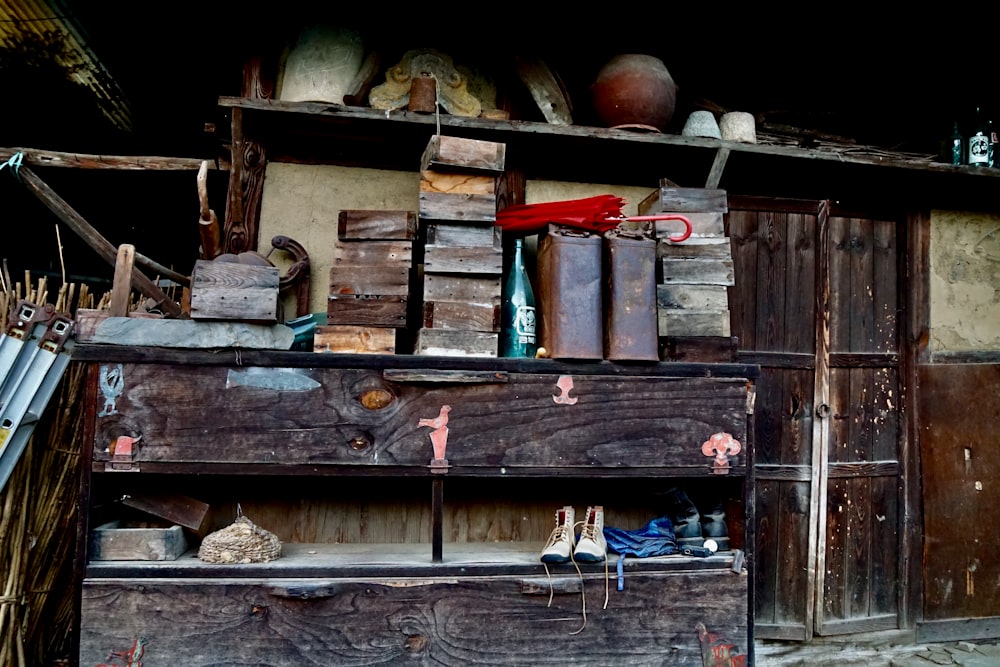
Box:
110;244;136;317
15;165;182;317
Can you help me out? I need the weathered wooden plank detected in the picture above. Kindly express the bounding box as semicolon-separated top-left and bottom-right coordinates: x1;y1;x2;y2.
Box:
80;571;747;666
414;328;498;357
329;265;411;297
189;260;280;322
784;211;816;355
88;364;749;470
643;184;729;213
657;310;731;337
658;236;733;259
333;240;413;268
727;208;758;350
0;147;224;170
423;244;502;274
420;134;506;174
657;284;730;311
423;300;499;332
661;257;736;286
651;211;725;238
314;324;397;355
425;222;500;248
418;191;497;224
423;274;501;303
420;170;497;195
120;493;210;535
337;209;417;241
327;294;408;327
776;480;811;630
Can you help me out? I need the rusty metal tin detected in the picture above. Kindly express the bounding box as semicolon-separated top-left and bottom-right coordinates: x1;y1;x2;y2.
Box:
604;232;658;361
537;225;603;360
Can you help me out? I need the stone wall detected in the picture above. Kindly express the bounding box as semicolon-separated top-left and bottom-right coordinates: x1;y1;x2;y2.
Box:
930;210;1000;352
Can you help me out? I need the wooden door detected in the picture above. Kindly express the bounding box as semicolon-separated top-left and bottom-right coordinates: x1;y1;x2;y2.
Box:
728;196;904;640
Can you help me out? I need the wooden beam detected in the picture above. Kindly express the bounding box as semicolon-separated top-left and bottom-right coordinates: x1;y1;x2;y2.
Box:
705;147;731;189
0;147;226;171
16;165;183;318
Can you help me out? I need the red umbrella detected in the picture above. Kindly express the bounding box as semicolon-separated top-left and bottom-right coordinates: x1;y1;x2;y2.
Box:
496;194;692;242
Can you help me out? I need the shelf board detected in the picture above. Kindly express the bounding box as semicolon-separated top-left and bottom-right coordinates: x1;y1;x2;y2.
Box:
85;541;743;579
219;96;1000;210
71;344;760;379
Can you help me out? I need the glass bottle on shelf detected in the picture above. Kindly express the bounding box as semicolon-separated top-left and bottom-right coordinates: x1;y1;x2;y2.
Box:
949;121;964;165
968;107;991;167
501;238;537;358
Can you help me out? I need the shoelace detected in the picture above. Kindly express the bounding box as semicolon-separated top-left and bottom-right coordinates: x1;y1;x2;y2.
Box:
541;518;610;636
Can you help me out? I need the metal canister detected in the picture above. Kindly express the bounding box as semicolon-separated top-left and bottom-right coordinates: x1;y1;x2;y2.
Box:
536;225;603;360
604;231;658;361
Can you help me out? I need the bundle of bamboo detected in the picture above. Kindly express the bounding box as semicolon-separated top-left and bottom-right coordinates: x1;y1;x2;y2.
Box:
0;269;105;666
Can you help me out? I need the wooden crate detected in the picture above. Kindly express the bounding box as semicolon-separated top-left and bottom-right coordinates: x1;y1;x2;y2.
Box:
420;135;506;174
189;260;280;322
89;521;187;561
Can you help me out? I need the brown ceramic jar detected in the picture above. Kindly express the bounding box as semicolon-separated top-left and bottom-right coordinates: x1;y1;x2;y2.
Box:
591;54;678;132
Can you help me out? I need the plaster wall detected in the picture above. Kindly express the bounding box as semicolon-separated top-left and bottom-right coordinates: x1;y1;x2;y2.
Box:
929;210;1000;352
258;162;653;319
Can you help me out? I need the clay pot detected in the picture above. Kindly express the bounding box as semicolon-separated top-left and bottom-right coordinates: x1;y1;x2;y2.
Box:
591;54;677;132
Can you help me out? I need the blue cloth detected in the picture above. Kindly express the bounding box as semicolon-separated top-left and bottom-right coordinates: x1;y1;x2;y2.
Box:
603;516;679;557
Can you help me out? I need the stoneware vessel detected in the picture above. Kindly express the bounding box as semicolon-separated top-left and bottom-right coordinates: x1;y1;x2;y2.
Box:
591;54;677;132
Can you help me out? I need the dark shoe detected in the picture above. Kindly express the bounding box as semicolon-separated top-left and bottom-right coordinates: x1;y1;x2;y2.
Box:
700;498;730;551
662;487;703;546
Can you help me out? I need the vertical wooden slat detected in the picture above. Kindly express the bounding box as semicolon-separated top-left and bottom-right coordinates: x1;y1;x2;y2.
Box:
784;212;816;355
729;209;759;351
754;478;778;625
809;200;831;638
756;211;787;352
901;210;930;628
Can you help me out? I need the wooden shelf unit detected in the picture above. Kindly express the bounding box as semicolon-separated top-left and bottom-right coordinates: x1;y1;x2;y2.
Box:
76;346;758;665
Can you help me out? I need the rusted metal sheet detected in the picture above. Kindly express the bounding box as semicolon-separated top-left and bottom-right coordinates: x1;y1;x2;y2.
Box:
918;363;1000;622
604;233;658;361
537;227;602;360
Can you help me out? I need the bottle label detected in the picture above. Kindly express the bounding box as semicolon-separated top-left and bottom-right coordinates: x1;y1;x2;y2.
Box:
969;133;990;164
513;305;536;344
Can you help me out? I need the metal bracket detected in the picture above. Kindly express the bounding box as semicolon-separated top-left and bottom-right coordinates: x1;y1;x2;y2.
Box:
106;435;141;472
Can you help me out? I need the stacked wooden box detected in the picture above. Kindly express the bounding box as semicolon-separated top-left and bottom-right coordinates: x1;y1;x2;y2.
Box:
638;184;734;343
322;209;417;354
414;135;506;357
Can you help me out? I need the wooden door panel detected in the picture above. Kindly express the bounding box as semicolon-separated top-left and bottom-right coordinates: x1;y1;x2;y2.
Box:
730;199;820;641
818;211;902;636
731;198;904;640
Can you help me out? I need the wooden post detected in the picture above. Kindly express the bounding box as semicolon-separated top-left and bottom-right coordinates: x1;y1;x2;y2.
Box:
109;244;135;317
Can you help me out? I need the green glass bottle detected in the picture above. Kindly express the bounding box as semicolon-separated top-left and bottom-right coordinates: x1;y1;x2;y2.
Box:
501;238;537;358
950;121;964;165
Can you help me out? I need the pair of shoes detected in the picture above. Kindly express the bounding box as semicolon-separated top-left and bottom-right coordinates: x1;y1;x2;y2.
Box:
539;505;607;564
662;487;730;551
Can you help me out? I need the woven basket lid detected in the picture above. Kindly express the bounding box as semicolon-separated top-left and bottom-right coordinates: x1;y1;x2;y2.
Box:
198;512;281;564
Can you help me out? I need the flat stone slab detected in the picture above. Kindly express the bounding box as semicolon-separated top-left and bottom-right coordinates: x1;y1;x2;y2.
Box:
92;317;294;349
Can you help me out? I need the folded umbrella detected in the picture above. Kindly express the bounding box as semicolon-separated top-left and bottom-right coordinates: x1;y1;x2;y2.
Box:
496;194;692;241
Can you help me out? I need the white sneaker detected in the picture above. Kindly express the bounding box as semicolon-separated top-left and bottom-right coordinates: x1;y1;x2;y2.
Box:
573;505;607;563
540;506;575;564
